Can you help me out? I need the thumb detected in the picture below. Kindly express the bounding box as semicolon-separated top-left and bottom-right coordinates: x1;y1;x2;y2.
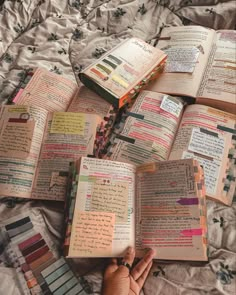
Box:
117;247;135;275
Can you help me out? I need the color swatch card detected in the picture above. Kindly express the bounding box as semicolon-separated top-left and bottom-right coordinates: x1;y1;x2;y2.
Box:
0;210;85;295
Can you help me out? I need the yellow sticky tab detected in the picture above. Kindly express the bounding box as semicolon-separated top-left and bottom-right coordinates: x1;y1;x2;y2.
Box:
112;74;129;89
136;162;156;173
50;112;85;135
8;106;29;113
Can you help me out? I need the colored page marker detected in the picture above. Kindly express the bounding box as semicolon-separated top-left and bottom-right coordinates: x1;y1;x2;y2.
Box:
13;88;24;103
177;198;199;205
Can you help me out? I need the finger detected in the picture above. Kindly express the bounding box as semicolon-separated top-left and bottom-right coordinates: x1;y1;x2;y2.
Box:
104;258;118;275
131;249;155;280
117;247;135;274
136;261;153;289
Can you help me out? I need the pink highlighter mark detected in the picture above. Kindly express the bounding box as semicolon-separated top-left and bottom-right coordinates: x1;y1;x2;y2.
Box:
181;229;202;236
13;88;24;103
177;198;199;205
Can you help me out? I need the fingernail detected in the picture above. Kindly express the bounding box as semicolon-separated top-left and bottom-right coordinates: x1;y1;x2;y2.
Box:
127;247;134;254
148;249;156;258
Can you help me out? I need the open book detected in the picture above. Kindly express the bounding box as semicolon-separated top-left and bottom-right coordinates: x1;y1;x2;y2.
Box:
105;90;236;206
147;26;236;114
16;68;79;112
63;157;207;261
0;105;101;201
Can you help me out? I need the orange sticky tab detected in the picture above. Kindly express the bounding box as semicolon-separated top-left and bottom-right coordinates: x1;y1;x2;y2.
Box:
207;108;236;120
200;216;206;227
202;237;208;245
27;277;37;289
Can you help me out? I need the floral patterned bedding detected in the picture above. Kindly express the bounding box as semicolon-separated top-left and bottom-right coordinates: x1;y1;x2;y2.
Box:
0;1;235;294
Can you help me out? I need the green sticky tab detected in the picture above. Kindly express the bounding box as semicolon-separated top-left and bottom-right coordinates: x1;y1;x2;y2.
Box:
79;175;97;182
217;125;236;134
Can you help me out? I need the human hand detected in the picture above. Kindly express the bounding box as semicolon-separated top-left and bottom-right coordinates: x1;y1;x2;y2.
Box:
102;247;156;295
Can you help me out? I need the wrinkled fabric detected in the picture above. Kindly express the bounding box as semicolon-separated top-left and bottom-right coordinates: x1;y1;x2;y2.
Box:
0;0;236;294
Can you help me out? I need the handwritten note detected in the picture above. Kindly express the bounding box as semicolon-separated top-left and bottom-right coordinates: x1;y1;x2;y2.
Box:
91;181;129;223
182;151;221;196
50;172;68;189
0;121;34;159
50;112;85;135
188;128;225;161
70;211;115;257
164;47;199;73
160;95;183;118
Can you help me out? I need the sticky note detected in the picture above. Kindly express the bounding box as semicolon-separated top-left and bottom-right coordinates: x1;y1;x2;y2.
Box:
0;120;35;159
50;172;68;189
50;112;85;135
188;128;225;161
91;181;129;223
69;211;115;257
160;95;183;118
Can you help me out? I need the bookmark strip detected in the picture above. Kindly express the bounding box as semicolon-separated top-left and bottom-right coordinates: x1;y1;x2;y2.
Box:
5;216;31;231
18;233;42;251
29;251;53;270
126;112;144;120
21;239;46;256
44;263;70;285
48;270;74;292
8;222;33;238
217;125;236;134
116;134;135;144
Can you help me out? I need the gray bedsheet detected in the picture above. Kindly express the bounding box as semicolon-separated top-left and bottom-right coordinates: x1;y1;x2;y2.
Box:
0;1;236;294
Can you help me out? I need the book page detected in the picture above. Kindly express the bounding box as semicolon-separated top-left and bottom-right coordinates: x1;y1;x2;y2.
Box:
169;104;236;205
16;68;78;112
135;159;207;261
68;157;136;257
69;211;115;257
32;113;101;201
0;105;48;198
147;26;215;97
0;120;35;159
197;30;236;104
109;91;184;165
68;86;114;119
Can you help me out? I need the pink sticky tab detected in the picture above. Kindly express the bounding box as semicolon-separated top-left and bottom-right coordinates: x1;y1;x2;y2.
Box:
13;88;24;103
181;229;202;236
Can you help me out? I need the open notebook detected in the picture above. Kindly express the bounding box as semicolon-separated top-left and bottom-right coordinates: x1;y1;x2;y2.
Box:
63;157;208;261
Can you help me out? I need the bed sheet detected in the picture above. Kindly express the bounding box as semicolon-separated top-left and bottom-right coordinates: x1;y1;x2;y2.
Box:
0;1;235;294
